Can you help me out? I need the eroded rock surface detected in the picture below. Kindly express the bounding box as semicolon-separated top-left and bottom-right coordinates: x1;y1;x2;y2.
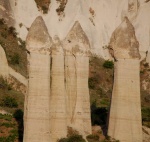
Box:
24;16;52;142
63;21;91;136
109;17;140;59
50;35;67;141
108;17;142;142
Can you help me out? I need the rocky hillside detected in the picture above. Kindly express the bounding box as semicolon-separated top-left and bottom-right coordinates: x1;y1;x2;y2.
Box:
1;0;148;62
0;0;150;142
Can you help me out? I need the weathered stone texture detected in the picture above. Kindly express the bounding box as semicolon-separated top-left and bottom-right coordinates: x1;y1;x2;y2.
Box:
24;16;52;142
50;36;67;141
63;21;91;136
108;17;142;142
109;17;140;60
108;59;142;142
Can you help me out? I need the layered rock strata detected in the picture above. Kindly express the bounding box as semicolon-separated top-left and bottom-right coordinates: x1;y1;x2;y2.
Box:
23;16;52;142
63;21;91;136
50;35;67;141
108;17;142;142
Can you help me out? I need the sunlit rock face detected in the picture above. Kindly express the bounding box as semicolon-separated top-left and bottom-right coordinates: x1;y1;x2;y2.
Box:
24;16;52;142
50;35;67;141
108;17;142;142
23;17;92;141
6;0;150;63
0;45;9;77
63;21;91;136
109;17;140;60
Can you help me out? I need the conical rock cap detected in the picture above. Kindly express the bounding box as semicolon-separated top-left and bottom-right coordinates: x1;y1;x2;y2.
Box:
109;17;140;59
26;16;53;54
63;21;91;56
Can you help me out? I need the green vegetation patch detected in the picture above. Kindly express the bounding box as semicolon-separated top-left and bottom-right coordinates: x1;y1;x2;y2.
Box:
0;18;27;77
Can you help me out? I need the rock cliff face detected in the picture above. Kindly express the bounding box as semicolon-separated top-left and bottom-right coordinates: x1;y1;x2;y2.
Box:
63;21;91;136
24;16;52;142
23;16;92;141
50;35;67;141
108;18;142;142
5;0;150;64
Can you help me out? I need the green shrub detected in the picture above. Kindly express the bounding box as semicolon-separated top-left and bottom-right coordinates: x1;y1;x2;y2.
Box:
103;60;114;69
88;77;98;89
58;134;86;142
8;26;17;37
0;135;16;142
0;77;12;90
67;135;86;142
0;113;12;121
10;53;20;65
13;109;23;121
142;107;150;127
86;134;99;142
1;96;18;108
1;122;14;128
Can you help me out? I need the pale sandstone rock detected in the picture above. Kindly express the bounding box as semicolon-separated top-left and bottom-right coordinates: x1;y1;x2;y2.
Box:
23;16;52;142
63;21;91;136
50;35;67;141
0;45;9;77
108;17;142;142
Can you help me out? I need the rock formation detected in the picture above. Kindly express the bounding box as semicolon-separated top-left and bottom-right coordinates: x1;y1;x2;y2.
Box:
63;21;92;136
23;16;52;142
0;45;9;77
50;35;67;141
22;15;92;141
108;17;142;142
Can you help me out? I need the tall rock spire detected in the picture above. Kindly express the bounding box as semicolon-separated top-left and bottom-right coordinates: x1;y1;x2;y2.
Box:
63;21;91;136
108;17;142;142
24;16;52;142
109;17;140;60
0;45;9;77
50;35;67;141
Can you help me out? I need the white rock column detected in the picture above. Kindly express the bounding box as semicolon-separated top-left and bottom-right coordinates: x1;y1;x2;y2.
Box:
50;36;67;141
0;45;9;77
75;55;91;136
23;16;52;142
63;21;92;136
108;17;142;142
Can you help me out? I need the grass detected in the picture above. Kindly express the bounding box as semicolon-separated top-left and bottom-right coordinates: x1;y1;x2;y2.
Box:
0;76;24;141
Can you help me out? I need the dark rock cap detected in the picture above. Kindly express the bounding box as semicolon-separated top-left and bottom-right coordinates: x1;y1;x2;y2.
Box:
26;16;53;54
109;17;140;59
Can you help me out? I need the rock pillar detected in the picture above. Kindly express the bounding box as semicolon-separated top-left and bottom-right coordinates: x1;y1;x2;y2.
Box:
63;21;92;136
0;45;9;77
50;35;67;141
108;17;142;142
23;16;52;142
